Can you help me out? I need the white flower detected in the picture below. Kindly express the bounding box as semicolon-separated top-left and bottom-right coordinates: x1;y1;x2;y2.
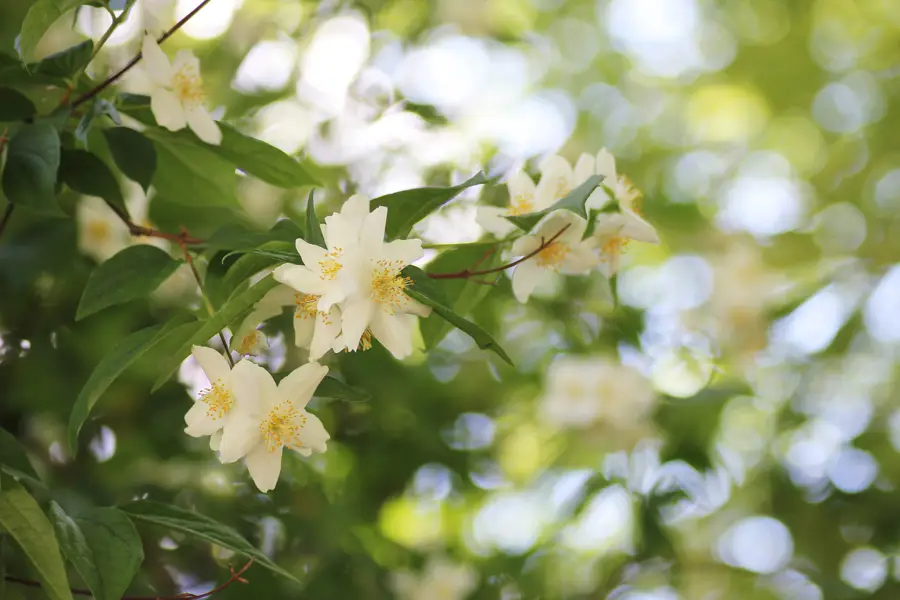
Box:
141;34;222;145
184;346;255;448
231;285;327;356
509;211;598;303
476;154;597;238
76;197;133;262
274;195;431;360
391;557;478;600
540;355;656;430
218;361;330;492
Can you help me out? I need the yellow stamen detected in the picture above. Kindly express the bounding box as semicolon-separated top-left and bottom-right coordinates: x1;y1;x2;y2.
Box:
358;329;373;351
237;331;261;355
599;236;629;262
555;176;571;201
371;260;411;313
171;64;205;106
536;241;570;269
200;379;233;419
508;194;534;216
318;248;343;281
294;293;320;320
260;400;307;453
87;220;111;243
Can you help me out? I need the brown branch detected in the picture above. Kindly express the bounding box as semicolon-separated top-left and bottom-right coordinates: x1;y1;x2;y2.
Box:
5;558;253;599
105;201;205;246
70;0;217;109
427;224;571;280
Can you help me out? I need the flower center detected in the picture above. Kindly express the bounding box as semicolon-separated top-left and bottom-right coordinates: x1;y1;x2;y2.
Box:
318;249;343;281
260;400;307;453
554;176;571;201
508;194;534;216
536;241;570;269
200;380;233;419
371;260;411;312
87;220;111;243
294;293;319;320
237;330;261;355
359;329;373;351
171;65;205;106
599;236;628;261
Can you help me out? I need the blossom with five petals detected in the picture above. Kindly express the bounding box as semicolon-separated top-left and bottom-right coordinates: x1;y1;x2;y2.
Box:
184;346;254;449
141;34;222;145
217;361;330;492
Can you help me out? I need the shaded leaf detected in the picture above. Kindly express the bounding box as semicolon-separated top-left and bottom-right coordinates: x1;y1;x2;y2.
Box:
1;122;62;216
102;127;156;193
0;87;36;121
305;190;326;248
50;503;143;600
404;266;512;365
76;246;182;320
0;428;42;487
31;40;93;78
75;99;120;147
506;175;604;232
59;149;126;214
120;500;300;584
0;482;72;600
210;124;319;188
314;375;371;403
371;171;488;240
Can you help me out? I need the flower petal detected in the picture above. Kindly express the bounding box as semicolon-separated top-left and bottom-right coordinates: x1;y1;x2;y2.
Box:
293;311;316;349
141;34;173;85
621;212;660;244
561;243;599;274
360;206;388;254
535;155;574;210
596;148;617;183
150;88;187;132
511;234;541;257
382;238;423;266
340;297;375;351
217;413;261;464
370;311;415;359
209;430;223;451
404;298;431;318
273;264;330;296
171;49;201;74
230;359;265;413
184;401;220;437
191;345;231;385
309;309;342;360
507;170;537;205
185;105;222;145
278;362;328;409
476;206;516;238
324;194;370;250
512;260;544;303
574;153;595;183
244;444;282;492
298;411;330;454
294;238;328;269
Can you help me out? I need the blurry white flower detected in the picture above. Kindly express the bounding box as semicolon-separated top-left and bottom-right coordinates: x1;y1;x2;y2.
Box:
184;346;253;449
391;557;478;600
141;34;222;145
218;361;329;492
510;211;598;303
76;197;133;262
274;195;431;360
540;355;656;429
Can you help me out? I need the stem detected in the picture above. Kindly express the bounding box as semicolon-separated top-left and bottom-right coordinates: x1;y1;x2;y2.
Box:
5;558;253;599
70;0;217;108
427;224;571;280
0;130;12;241
180;237;235;368
90;4;132;63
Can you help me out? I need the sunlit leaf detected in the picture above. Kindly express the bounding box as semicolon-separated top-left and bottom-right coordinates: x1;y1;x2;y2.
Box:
505;175;604;232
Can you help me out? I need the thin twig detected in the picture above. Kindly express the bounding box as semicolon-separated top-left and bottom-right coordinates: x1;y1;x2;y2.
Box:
105;201;205;246
427;225;571;280
0;129;12;241
70;0;217;108
179;231;235;368
5;558;253;599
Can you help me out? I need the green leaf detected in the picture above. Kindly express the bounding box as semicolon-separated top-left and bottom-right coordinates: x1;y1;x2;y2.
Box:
0;87;36;121
314;375;371;403
403;266;512;365
120;500;301;584
505;174;604;232
59;150;126;214
420;243;500;348
206;221;301;253
50;503;143;600
102;127;156;193
305;190;326;248
75;99;120;147
143;129;240;208
220;242;294;292
1;122;62;216
151;276;280;391
0;482;73;600
210;124;319;188
221;246;301;266
0;428;42;487
76;246;181;320
31;40;93;78
17;0;84;62
371;171;488;240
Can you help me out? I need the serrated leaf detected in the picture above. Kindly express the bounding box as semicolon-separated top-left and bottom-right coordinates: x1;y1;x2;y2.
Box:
0;87;36;121
305;190;325;248
151;276;280;391
314;375;370;403
32;39;93;78
420;243;500;348
371;171;488;240
17;0;85;62
143;129;239;208
76;245;181;320
403;266;512;365
59;149;126;214
0;428;42;487
102;127;156;193
50;503;143;600
0;482;73;600
120;500;300;584
1;122;63;216
209;124;319;188
505;175;604;232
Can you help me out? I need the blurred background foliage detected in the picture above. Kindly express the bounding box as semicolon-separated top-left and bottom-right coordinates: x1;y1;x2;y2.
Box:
2;0;900;598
